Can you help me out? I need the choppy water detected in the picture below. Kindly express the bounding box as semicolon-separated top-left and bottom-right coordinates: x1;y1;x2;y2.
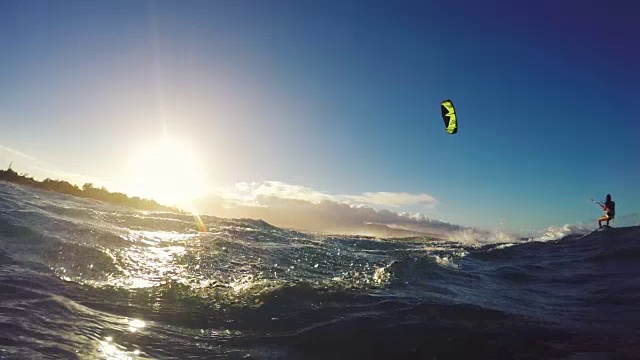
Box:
0;182;638;359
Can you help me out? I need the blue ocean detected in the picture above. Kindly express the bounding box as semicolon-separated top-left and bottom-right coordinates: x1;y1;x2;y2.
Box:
1;182;638;359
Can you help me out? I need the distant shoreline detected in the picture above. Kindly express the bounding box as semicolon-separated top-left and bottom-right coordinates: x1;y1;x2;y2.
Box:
0;165;182;214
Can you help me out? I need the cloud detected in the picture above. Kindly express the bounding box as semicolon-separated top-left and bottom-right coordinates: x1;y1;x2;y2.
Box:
218;181;334;206
194;181;462;238
213;181;437;208
347;192;437;207
0;145;36;161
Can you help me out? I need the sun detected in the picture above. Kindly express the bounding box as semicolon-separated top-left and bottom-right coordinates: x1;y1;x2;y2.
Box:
126;137;206;206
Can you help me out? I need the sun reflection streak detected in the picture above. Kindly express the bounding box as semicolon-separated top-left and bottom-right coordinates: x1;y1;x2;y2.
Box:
187;202;208;232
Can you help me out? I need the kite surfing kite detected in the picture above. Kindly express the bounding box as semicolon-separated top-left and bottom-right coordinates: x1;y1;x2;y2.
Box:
440;99;458;134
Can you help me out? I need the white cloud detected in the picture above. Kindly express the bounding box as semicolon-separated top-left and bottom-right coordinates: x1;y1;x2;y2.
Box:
211;181;333;207
254;181;334;203
194;181;461;237
0;145;36;161
347;192;437;207
212;181;437;209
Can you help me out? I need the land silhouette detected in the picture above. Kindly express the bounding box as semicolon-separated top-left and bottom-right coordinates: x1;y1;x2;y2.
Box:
0;163;179;213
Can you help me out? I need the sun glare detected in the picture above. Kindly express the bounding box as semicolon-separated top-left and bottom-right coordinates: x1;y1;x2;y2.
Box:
127;137;206;206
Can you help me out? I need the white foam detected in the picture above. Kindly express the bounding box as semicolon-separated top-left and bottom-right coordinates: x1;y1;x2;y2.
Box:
446;228;517;246
532;223;593;242
433;255;459;269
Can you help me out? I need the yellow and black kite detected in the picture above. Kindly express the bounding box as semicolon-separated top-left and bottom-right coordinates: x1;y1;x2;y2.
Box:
440;99;458;134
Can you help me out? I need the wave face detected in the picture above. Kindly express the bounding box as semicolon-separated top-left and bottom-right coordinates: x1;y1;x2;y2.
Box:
1;182;639;359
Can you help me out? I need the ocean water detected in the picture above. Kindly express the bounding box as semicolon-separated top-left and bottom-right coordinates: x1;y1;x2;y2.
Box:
0;182;638;360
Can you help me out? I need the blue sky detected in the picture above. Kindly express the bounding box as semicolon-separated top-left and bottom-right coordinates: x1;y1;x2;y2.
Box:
1;0;639;234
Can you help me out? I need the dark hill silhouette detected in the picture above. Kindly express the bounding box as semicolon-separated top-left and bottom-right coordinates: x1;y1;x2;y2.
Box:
0;164;181;213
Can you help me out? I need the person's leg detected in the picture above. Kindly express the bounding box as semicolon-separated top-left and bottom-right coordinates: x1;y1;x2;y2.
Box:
598;215;607;228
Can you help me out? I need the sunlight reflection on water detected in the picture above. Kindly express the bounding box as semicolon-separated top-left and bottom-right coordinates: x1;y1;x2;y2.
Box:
97;336;143;360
